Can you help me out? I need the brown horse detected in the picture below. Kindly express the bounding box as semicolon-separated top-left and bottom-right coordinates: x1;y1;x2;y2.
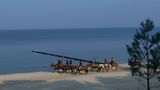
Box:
62;65;72;72
51;63;88;73
76;66;89;73
87;63;99;70
110;62;119;70
50;63;65;72
62;65;79;73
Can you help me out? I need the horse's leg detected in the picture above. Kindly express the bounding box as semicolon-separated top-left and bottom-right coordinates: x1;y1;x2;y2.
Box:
61;67;65;73
71;68;73;73
54;67;58;72
57;68;60;73
116;65;118;70
71;67;75;73
76;68;80;73
116;64;118;70
108;64;111;71
100;64;104;72
96;67;100;72
110;65;113;71
106;64;109;71
74;68;77;73
85;69;88;73
100;67;103;72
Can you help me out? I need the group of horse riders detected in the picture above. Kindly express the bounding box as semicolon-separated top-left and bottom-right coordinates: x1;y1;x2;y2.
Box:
57;59;72;65
57;57;116;65
51;59;89;73
57;59;83;66
51;57;118;73
89;57;118;71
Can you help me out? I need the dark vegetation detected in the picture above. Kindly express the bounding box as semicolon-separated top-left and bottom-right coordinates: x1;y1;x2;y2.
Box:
126;19;160;90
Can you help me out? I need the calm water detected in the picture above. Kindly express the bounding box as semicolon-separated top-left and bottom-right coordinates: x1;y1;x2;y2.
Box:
0;28;158;74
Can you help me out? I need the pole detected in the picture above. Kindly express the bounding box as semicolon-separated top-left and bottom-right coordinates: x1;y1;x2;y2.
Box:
32;50;103;64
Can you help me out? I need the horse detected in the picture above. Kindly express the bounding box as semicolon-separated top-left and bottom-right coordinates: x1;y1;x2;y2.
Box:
76;66;89;73
104;63;112;71
62;65;75;72
50;63;65;72
87;63;99;71
110;62;119;70
87;63;99;69
50;63;88;73
87;63;108;72
98;63;113;72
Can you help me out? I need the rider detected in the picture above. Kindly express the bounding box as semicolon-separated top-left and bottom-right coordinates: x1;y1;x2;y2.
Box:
92;58;96;64
110;57;115;64
66;60;69;65
69;60;72;65
79;61;82;66
104;59;108;64
57;59;62;64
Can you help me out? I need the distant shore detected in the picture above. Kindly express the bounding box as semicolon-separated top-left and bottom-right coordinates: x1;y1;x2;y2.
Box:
0;63;159;90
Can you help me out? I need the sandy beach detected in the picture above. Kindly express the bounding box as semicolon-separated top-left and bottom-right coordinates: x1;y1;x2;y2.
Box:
0;64;159;90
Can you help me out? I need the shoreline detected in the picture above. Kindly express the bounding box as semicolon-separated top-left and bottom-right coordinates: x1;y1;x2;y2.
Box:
0;63;130;84
0;63;159;90
0;63;129;84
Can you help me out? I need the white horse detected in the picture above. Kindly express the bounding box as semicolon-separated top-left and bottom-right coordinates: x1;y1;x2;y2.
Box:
98;64;112;72
104;64;112;71
98;64;106;72
87;63;112;72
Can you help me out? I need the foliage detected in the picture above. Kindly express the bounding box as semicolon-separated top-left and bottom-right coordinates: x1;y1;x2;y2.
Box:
126;19;160;90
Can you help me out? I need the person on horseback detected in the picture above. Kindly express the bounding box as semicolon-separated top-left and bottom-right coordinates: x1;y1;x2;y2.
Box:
66;60;69;65
69;60;72;65
79;61;82;66
91;58;96;64
104;59;108;64
110;57;115;64
57;59;62;64
110;57;119;70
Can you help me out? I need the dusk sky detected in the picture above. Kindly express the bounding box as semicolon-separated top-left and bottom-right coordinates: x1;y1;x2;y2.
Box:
0;0;160;30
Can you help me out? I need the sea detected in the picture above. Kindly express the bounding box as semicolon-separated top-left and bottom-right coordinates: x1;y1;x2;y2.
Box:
0;28;159;74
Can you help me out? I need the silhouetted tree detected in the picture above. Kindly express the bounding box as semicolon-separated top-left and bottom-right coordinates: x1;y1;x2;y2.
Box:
126;19;160;90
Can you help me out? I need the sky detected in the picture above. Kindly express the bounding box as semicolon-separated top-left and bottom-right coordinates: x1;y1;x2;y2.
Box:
0;0;160;30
